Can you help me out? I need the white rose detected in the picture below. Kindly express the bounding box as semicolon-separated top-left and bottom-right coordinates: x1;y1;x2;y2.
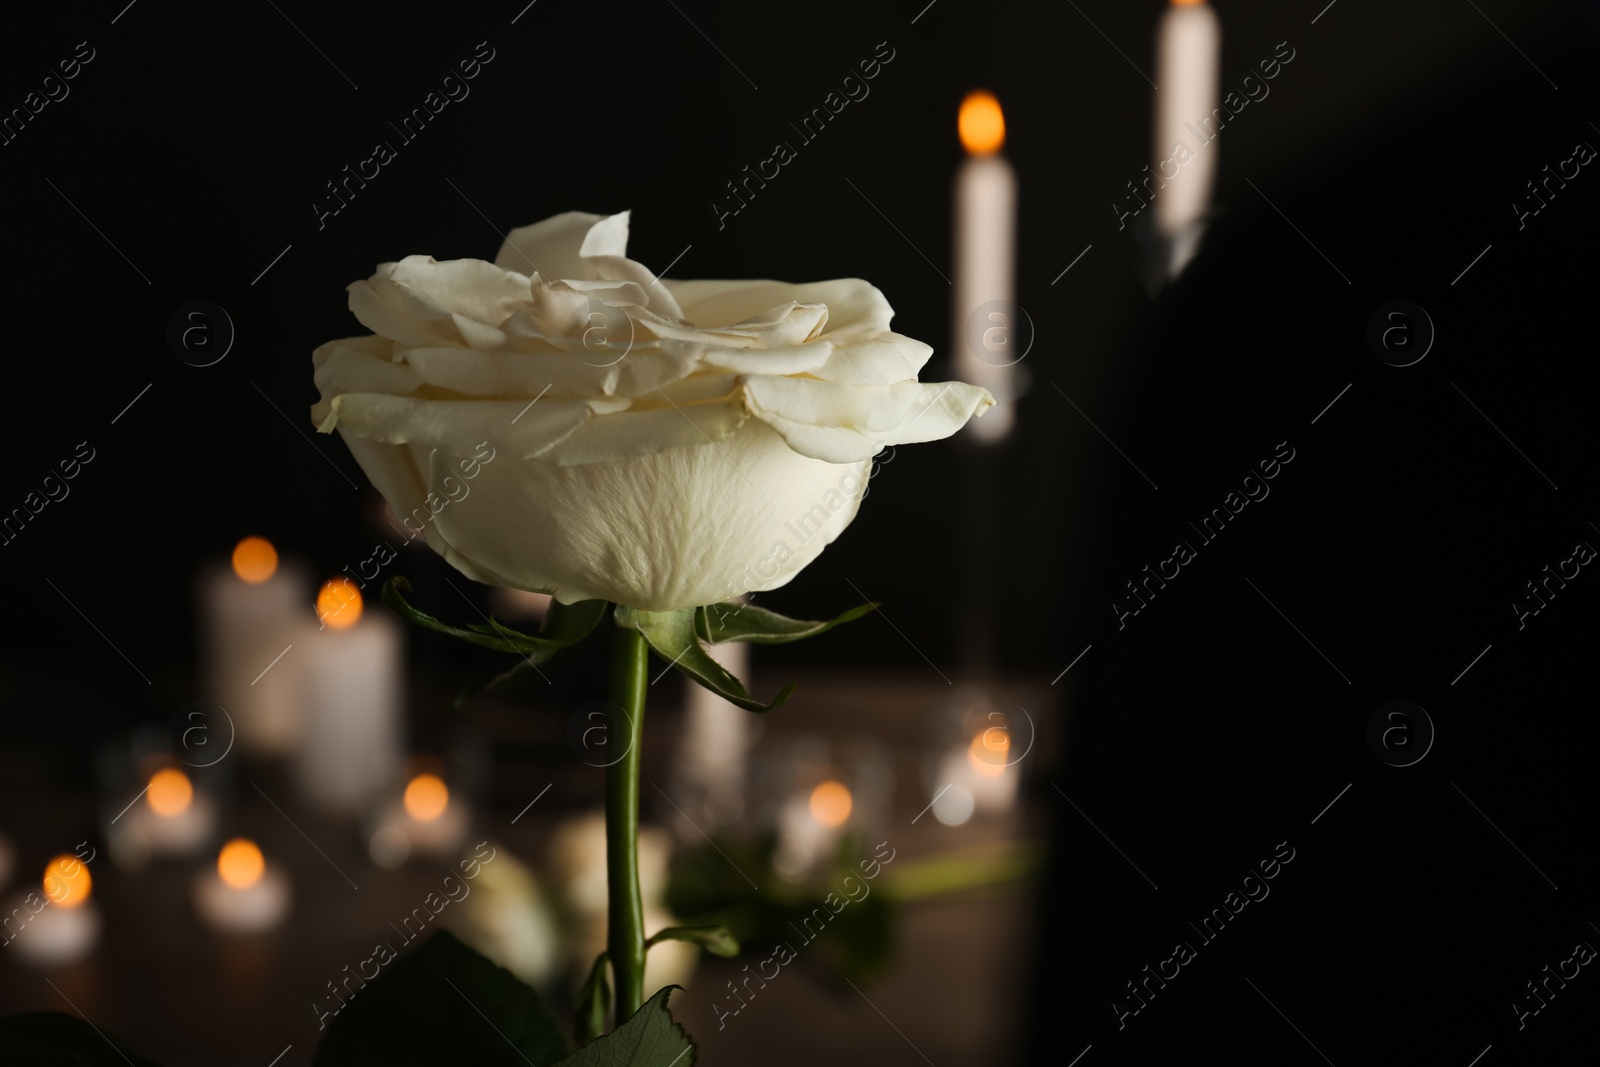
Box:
312;211;991;612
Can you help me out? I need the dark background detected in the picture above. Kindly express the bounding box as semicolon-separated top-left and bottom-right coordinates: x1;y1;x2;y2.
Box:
2;0;1598;1063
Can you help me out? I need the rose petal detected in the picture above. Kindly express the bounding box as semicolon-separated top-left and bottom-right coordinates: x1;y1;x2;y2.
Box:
578;211;633;258
743;377;994;461
665;278;892;341
539;397;746;466
396;345;699;401
494;211;608;277
813;333;933;384
422;418;871;610
323;393;598;459
669;340;834;376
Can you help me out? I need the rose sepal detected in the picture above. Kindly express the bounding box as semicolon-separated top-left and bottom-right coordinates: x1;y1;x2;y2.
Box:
382;576;606;657
645;924;739;958
695;601;877;645
613;606;795;713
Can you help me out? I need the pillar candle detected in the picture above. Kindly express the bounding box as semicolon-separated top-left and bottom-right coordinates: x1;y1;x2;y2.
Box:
199;537;307;756
952;90;1017;444
1153;0;1221;273
295;578;404;817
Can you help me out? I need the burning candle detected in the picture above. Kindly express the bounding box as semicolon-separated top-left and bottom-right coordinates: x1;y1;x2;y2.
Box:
200;536;308;755
138;767;217;855
368;769;471;865
295;578;403;817
1153;0;1221;274
107;765;217;864
403;772;468;857
11;855;100;968
193;838;291;934
773;778;853;878
963;723;1021;813
952;90;1018;444
932;723;1020;823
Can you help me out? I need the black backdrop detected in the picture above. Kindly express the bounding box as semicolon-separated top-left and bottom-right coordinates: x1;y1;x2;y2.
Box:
3;0;1598;1063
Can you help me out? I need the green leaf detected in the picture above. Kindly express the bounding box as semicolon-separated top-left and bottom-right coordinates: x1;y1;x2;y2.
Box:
0;1013;165;1066
574;952;611;1048
614;607;795;713
695;601;878;645
553;986;694;1067
382;577;605;658
646;924;740;958
313;929;569;1067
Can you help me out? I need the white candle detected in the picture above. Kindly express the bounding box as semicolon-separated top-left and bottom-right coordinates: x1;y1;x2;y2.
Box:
952;90;1018;444
10;856;100;968
1154;0;1221;272
111;767;217;859
193;838;291;934
936;726;1019;818
773;779;852;879
295;578;404;817
200;537;307;756
367;773;469;863
677;637;749;824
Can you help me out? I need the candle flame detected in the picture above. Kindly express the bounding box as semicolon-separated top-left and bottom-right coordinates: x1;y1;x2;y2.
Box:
232;536;279;584
218;838;265;890
148;768;194;816
809;779;853;828
317;577;364;630
968;728;1011;777
43;854;91;908
959;91;1005;155
404;773;450;822
1171;0;1205;5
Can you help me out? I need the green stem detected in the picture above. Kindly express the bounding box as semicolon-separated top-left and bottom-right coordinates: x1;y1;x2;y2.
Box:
605;621;649;1021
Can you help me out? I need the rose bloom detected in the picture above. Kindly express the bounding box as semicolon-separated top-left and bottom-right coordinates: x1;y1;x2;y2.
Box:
312;211;991;612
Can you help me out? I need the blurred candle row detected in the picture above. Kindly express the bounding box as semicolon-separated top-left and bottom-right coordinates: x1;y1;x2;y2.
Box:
3;835;288;969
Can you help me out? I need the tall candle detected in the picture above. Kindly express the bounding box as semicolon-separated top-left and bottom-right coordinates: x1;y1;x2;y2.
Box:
677;637;749;823
1153;0;1221;272
200;536;307;756
295;578;403;817
952;90;1017;444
